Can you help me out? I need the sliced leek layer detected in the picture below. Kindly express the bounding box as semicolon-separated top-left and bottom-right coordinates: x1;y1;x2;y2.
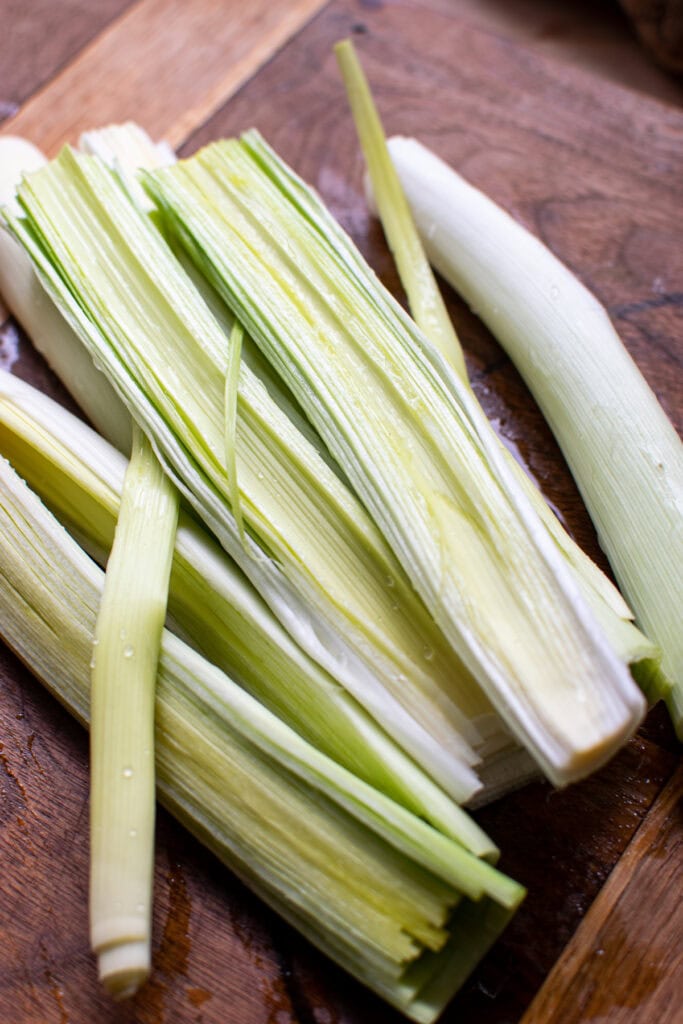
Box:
334;39;657;692
0;137;131;452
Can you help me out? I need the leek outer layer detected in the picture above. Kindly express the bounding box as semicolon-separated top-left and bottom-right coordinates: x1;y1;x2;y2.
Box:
383;135;682;727
143;135;647;786
89;425;179;997
0;456;524;1023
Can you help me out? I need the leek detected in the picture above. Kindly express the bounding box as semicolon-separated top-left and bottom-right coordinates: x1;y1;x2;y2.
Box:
90;425;178;997
0;368;500;848
0;137;131;452
142;134;646;784
334;39;659;696
0;455;524;1022
379;135;682;722
3;146;518;803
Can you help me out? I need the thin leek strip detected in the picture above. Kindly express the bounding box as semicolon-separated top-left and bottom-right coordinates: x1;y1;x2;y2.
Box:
4;149;508;804
381;135;682;718
90;424;179;997
334;39;659;692
0;137;131;452
0;457;524;1022
144;137;646;785
224;318;247;548
0;369;498;852
334;41;466;382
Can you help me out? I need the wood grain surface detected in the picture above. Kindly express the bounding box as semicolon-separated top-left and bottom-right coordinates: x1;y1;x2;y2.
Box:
522;764;683;1023
0;1;681;1022
0;0;329;154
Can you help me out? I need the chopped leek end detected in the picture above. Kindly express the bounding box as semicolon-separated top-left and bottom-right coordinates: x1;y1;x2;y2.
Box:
224;318;247;549
90;424;179;997
334;39;468;382
379;134;682;723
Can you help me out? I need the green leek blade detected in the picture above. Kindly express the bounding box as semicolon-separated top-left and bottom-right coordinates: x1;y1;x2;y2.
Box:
334;40;467;382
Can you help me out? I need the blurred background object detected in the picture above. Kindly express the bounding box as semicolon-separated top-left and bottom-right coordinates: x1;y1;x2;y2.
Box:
620;0;683;72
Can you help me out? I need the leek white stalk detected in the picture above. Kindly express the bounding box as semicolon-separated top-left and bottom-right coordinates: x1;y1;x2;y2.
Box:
144;134;646;785
0;455;525;1023
381;135;682;721
4;147;519;803
90;425;179;997
0;137;131;452
335;39;659;697
0;368;500;848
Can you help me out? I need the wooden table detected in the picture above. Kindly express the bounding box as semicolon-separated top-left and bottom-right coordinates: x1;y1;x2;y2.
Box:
1;1;681;1022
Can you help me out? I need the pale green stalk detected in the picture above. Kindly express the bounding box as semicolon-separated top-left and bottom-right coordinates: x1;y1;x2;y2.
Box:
4;147;514;803
0;456;524;1022
0;368;499;850
381;135;682;719
90;425;179;997
334;39;659;698
144;135;646;785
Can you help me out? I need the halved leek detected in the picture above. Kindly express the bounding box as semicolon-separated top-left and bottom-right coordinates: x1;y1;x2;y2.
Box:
334;39;659;698
379;135;682;723
0;455;525;1023
0;368;497;848
3;147;517;802
143;134;646;785
90;425;178;997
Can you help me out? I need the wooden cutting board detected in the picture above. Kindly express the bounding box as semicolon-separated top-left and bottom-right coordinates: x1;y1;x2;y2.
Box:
1;1;681;1022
